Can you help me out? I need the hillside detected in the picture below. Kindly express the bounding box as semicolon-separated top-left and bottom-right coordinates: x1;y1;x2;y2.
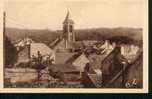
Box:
5;28;60;45
76;28;142;40
5;27;142;46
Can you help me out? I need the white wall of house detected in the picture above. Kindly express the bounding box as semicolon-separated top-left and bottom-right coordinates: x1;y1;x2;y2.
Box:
120;44;139;63
72;53;90;72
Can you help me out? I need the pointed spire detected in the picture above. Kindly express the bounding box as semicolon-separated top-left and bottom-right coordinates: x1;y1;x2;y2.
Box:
63;9;74;24
65;9;70;20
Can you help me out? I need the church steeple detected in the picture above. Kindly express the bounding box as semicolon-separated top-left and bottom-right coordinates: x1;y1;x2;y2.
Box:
65;10;70;21
63;10;74;24
63;10;75;49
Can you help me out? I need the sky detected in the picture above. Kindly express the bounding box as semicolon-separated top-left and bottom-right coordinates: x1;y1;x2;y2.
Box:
4;0;147;30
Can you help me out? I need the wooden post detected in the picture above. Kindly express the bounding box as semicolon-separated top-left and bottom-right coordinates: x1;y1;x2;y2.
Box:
3;12;6;67
3;12;6;35
3;11;6;82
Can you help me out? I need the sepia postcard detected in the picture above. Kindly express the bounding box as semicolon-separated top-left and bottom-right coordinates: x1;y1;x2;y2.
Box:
0;0;148;93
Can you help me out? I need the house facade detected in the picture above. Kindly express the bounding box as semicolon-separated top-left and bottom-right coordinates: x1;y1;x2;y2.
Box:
16;42;55;65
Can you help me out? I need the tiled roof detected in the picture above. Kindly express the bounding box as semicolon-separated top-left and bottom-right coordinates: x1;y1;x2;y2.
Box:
30;43;55;57
106;51;143;86
55;52;75;64
87;73;102;88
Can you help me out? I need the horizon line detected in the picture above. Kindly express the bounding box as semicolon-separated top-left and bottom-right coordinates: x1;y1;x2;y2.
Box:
5;26;143;31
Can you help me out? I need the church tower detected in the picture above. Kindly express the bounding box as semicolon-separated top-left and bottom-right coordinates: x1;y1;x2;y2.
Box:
63;10;75;49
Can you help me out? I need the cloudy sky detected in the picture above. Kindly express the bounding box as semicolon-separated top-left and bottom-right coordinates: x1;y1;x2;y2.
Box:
4;0;147;30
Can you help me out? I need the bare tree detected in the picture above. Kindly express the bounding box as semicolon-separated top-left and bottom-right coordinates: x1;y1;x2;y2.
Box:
31;51;46;83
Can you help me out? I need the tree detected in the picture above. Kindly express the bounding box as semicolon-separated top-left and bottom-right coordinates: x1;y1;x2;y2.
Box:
30;51;46;83
4;36;17;67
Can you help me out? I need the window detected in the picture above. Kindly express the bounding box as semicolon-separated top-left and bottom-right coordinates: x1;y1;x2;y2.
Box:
63;25;68;33
69;25;73;32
